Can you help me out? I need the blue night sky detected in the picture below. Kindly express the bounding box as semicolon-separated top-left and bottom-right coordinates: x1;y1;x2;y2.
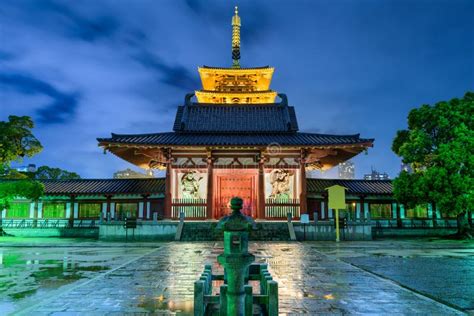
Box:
1;0;473;179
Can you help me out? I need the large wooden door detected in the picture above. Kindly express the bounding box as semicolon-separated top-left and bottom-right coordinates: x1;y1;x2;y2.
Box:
214;171;257;218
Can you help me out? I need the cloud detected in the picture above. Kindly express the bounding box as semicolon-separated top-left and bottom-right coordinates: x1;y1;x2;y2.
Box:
46;1;120;41
184;0;204;14
239;5;271;45
134;50;200;92
0;50;15;61
1;0;473;179
3;0;120;42
41;1;120;41
182;1;272;46
0;73;80;124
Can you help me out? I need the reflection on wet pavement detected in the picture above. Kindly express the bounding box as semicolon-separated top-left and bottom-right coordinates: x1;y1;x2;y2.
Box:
311;239;474;313
0;245;154;314
0;239;471;315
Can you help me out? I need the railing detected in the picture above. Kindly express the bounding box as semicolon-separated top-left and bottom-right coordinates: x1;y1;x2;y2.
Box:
74;219;97;228
372;218;458;228
194;263;278;316
0;219;99;228
265;198;300;219
171;198;207;219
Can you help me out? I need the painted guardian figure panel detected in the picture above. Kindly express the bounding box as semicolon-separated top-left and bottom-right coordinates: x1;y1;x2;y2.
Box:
265;169;298;201
175;170;207;200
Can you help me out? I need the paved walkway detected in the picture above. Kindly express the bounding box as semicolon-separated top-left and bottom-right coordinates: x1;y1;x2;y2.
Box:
9;241;467;315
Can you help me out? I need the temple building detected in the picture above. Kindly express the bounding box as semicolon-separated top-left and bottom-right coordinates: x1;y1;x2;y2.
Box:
1;9;470;239
97;7;373;220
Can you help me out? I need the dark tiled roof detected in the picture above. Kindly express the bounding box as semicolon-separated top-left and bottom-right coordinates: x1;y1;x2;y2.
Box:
173;104;298;133
98;132;373;147
3;178;392;196
38;178;165;195
307;179;393;195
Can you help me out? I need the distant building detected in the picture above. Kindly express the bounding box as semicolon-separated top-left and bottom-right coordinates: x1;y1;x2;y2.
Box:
401;163;413;173
113;168;154;179
338;161;355;179
14;164;37;173
364;167;389;180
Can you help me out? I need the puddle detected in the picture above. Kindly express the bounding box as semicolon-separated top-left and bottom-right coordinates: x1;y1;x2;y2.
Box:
137;295;194;314
0;247;144;313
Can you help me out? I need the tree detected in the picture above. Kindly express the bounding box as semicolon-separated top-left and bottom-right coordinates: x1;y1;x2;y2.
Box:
34;166;81;180
392;92;474;236
0;116;42;163
0;116;44;210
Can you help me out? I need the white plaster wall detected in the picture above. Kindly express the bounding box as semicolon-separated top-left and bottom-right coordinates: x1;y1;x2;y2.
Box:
73;203;79;219
138;202;144;218
37;202;43;218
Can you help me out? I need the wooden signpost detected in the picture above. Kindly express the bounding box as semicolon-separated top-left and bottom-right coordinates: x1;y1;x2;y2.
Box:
326;185;347;242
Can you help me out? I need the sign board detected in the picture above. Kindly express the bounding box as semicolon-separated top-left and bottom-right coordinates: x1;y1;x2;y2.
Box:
124;217;137;229
326;185;347;210
300;214;310;224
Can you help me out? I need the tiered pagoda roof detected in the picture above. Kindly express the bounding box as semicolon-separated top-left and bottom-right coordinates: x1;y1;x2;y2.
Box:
173;103;298;133
97;7;374;171
100;132;372;147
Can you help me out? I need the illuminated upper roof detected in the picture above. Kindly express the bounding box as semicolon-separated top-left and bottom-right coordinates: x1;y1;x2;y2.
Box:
195;7;277;104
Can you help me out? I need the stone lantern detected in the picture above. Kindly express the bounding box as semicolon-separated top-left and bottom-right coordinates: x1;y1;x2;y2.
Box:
217;197;256;316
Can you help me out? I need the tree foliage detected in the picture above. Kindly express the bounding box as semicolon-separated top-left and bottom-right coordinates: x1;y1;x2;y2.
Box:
34;166;81;180
0;180;44;209
0;116;44;210
392;92;474;221
0;116;42;164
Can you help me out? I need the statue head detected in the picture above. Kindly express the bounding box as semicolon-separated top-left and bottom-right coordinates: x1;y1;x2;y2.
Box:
230;197;243;214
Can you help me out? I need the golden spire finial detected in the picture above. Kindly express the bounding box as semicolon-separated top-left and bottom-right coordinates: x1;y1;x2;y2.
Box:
231;6;241;68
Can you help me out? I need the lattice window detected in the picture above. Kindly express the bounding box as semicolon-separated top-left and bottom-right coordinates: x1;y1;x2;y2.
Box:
7;202;30;218
369;203;392;219
406;205;428;219
43;202;66;218
79;203;101;218
115;203;137;220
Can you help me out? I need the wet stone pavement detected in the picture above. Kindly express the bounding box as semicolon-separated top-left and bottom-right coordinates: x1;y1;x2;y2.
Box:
0;239;472;315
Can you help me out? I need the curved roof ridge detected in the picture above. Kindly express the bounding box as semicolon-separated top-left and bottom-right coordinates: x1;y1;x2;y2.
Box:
103;132;369;138
37;178;165;182
297;132;362;138
185;103;285;108
308;178;392;182
201;65;271;70
104;132;175;139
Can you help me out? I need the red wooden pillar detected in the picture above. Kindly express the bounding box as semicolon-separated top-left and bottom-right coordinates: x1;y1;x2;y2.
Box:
206;154;214;219
299;156;308;216
164;159;172;219
258;156;266;219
